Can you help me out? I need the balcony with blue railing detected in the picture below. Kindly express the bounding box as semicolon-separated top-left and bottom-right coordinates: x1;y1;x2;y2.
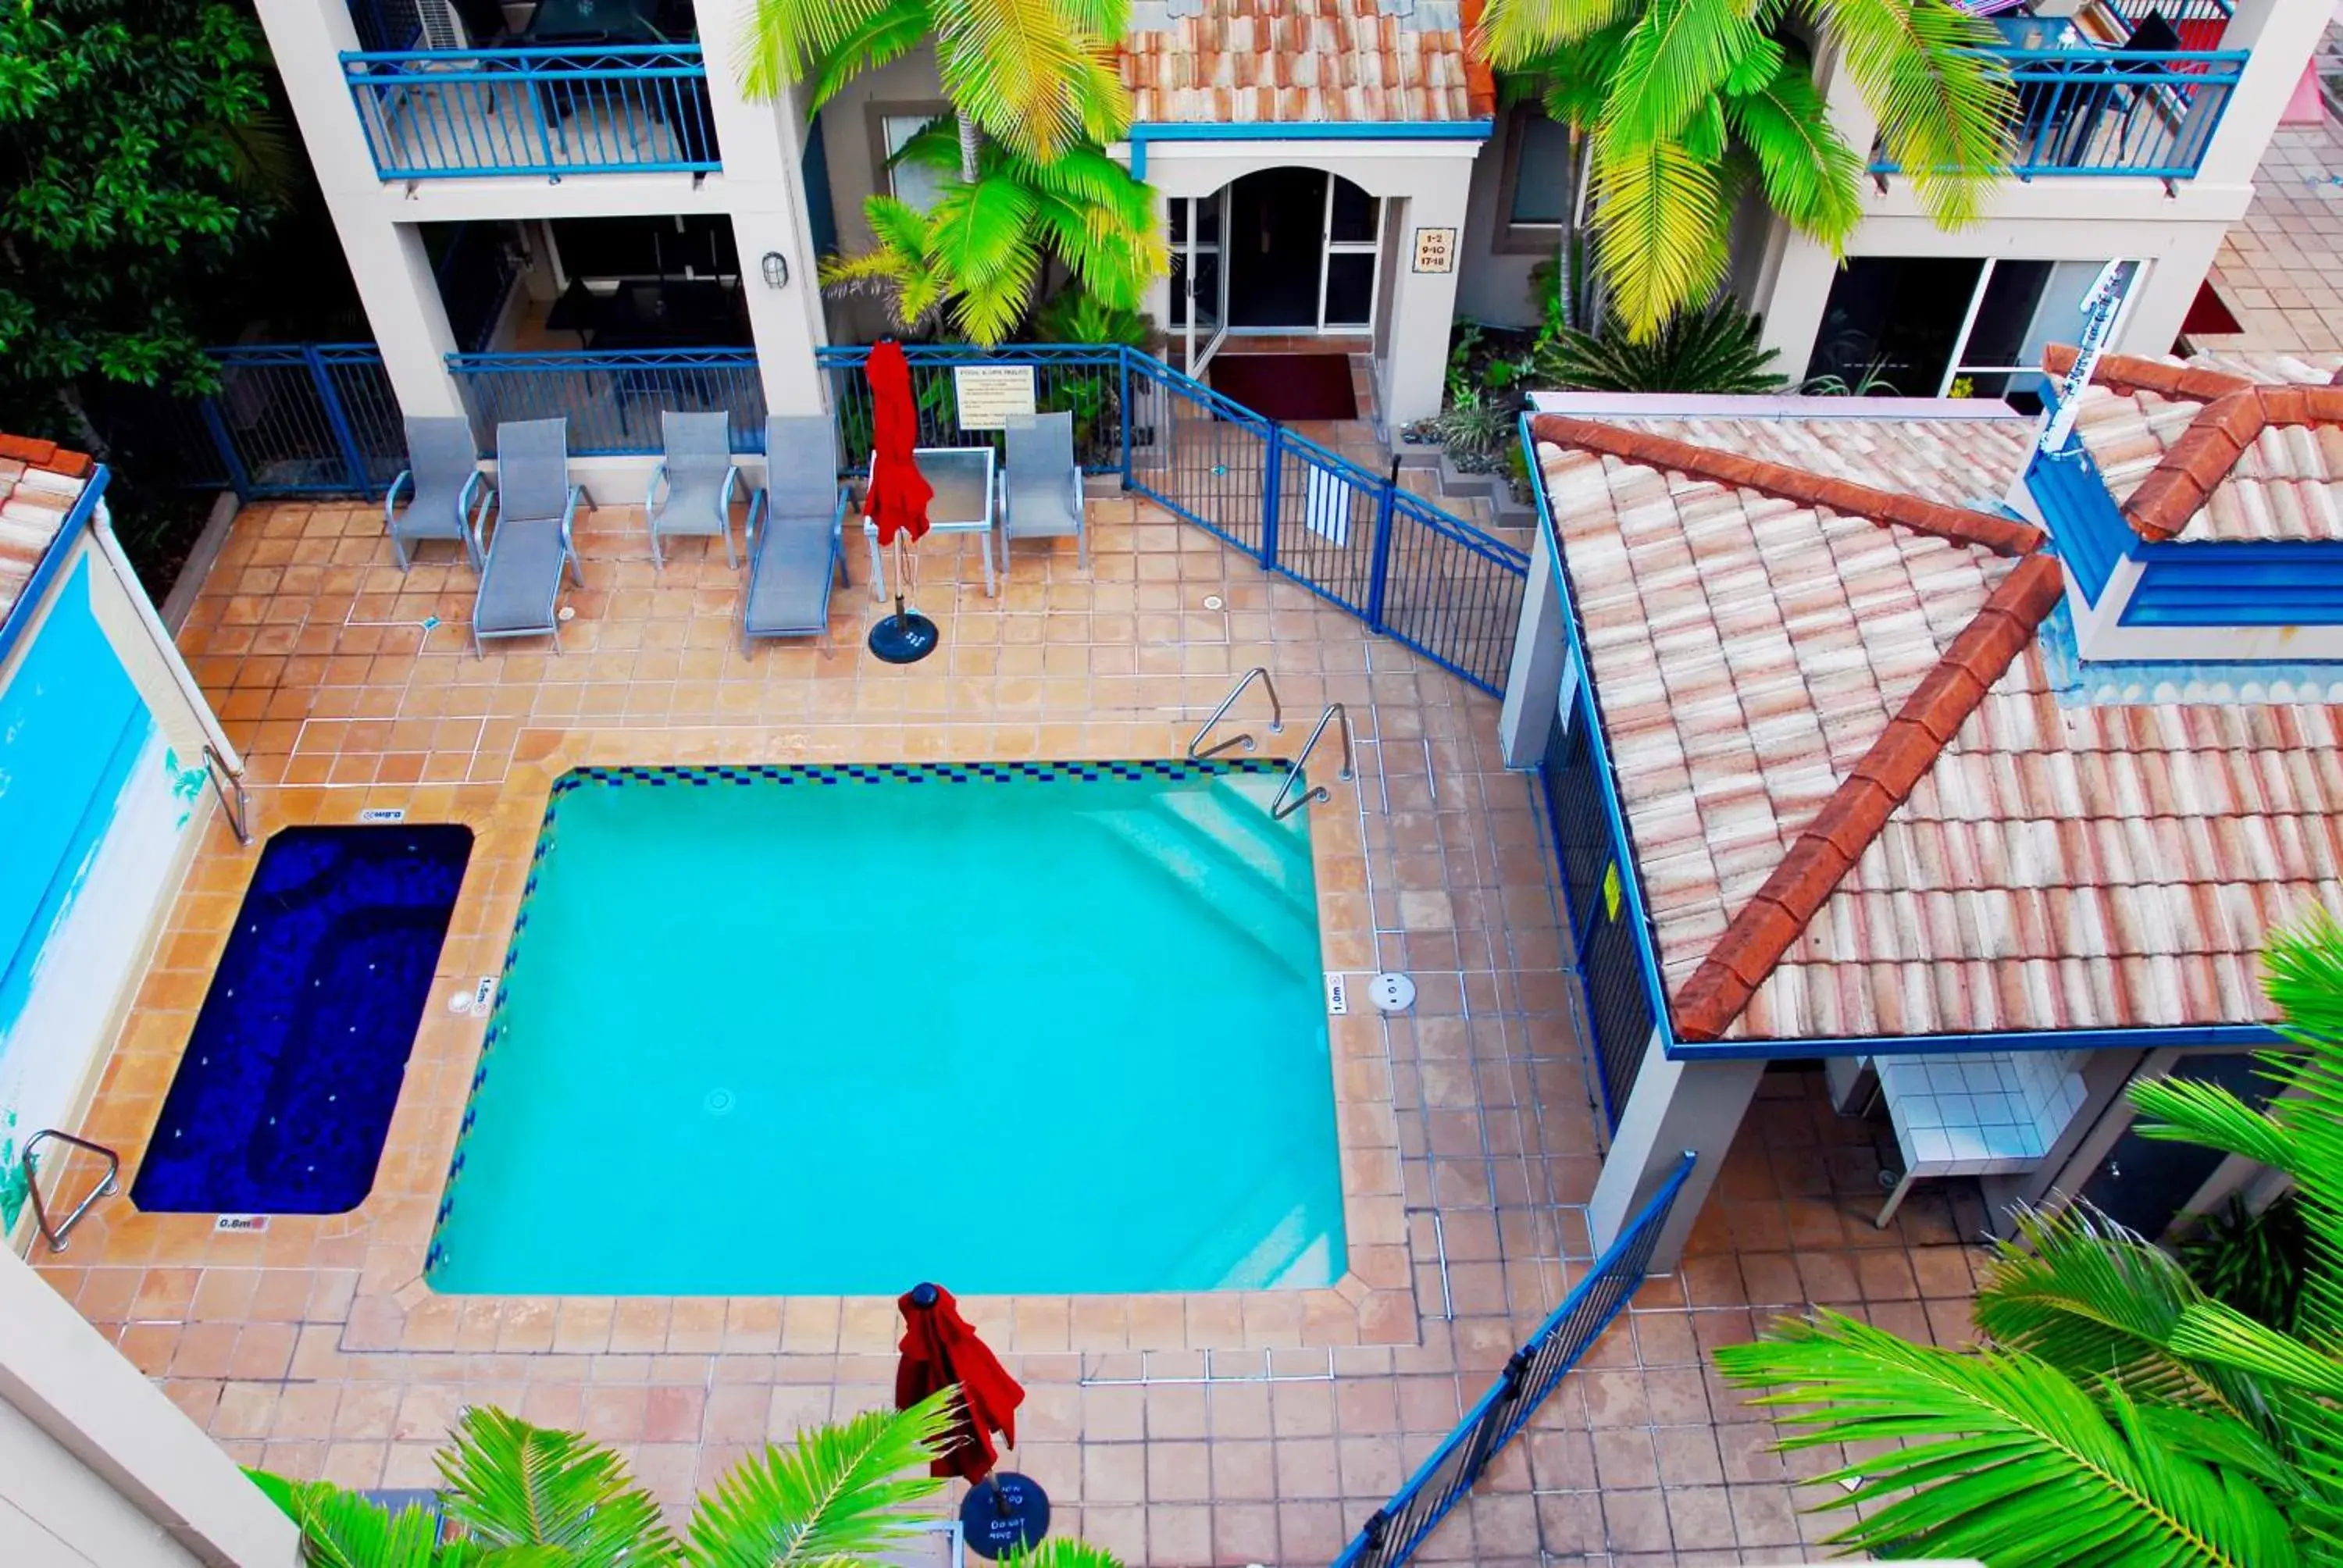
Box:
1873;6;2244;181
343;45;719;179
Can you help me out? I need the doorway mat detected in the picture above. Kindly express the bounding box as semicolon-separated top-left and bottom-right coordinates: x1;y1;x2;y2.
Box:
130;825;473;1215
1210;355;1359;422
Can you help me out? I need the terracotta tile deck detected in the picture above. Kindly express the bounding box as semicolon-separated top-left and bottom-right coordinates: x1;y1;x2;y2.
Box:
41;493;1992;1565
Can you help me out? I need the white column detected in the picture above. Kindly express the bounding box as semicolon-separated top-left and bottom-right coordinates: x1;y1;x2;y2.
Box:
1498;526;1568;768
0;1246;300;1567
248;0;467;420
1587;1032;1765;1271
1756;43;1877;374
1380;184;1472;426
696;3;829;415
2193;0;2333;186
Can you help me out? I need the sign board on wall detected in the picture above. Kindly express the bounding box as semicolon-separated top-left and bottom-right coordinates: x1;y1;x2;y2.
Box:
953;365;1039;430
1411;228;1458;275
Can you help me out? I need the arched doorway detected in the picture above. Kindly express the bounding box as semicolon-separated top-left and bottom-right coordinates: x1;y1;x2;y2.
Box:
1173;168;1384;376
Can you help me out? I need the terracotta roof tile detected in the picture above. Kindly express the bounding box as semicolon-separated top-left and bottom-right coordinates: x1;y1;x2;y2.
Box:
0;433;93;631
1535;395;2343;1044
1121;0;1485;123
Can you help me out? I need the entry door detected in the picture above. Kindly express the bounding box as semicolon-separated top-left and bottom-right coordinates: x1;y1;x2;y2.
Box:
1186;188;1232;379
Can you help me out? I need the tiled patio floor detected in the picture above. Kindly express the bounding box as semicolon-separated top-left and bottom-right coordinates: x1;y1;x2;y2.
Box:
39;493;1994;1566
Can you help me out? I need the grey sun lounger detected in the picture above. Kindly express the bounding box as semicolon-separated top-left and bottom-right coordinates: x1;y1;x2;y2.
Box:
472;418;583;656
645;411;740;569
742;415;847;647
384;417;488;571
997;411;1086;579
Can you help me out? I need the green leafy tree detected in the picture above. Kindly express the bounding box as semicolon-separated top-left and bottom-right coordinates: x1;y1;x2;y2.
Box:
1714;915;2343;1566
0;0;284;429
823;126;1162;344
252;1394;1117;1567
1481;0;2013;340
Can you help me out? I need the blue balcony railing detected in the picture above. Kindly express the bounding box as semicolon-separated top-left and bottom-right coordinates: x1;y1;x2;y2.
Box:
341;45;719;180
1872;45;2245;179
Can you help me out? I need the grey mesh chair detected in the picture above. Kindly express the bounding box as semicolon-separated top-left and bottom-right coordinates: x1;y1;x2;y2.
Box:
471;419;583;657
645;411;740;569
997;412;1086;579
743;415;848;647
384;417;488;572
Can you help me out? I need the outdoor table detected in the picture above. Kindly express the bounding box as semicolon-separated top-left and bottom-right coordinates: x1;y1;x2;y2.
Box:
864;447;997;600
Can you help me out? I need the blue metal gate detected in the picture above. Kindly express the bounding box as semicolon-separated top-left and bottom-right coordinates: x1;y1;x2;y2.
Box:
198;345;404;498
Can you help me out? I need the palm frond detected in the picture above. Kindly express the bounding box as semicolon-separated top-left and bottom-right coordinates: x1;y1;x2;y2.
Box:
1587;128;1732;340
1477;0;1645;67
434;1406;672;1563
683;1389;957;1568
1601;0;1763;148
1724;52;1863;246
1517;23;1634;129
1817;0;2011;226
249;1475;443;1568
1974;1205;2277;1426
1004;1541;1127;1568
804;8;933;108
2167;1301;2343;1402
929;0;1123;161
1533;296;1784;392
2267;910;2343;1042
740;0;910;98
1715;1310;2305;1566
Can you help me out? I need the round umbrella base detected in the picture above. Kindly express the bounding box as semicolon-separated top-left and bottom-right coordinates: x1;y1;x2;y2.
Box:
868;610;940;665
960;1473;1050;1559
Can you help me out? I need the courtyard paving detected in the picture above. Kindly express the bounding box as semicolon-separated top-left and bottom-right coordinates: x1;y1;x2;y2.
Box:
2195;47;2343;356
37;493;1995;1565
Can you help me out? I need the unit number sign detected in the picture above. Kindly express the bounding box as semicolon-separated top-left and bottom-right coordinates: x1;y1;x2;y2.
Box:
1411;227;1458;274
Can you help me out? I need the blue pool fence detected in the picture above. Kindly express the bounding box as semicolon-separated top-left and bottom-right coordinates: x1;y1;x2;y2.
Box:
1331;1154;1698;1568
126;340;1528;695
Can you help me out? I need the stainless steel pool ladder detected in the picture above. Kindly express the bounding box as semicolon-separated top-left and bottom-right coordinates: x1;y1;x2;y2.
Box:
1188;667;1283;761
1271;704;1356;820
204;743;252;846
22;1129;120;1253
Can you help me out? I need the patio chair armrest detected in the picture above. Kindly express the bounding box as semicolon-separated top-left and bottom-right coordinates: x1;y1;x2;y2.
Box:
745;486;767;551
644;461;668;518
458;469;485;520
720;465;740;518
1068;465;1083;517
383;470;412;527
560;486;582;538
472;490;499;558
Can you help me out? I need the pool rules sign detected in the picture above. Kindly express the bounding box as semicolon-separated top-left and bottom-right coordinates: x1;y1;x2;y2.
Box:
953;364;1038;430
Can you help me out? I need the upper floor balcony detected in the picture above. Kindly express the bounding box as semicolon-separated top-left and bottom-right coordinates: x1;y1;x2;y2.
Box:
341;0;719;180
1870;0;2245;182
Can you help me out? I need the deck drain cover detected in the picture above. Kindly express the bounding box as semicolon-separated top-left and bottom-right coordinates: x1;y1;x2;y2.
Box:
704;1088;736;1115
1368;972;1417;1014
1203;594;1225;611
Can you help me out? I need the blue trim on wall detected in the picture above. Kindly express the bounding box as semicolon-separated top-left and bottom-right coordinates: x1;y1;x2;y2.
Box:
0;465;106;673
1127;117;1493;179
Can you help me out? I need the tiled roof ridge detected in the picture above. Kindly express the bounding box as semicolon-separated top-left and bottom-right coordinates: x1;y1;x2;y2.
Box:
1457;0;1497;116
0;433;95;480
2040;344;2343;542
1669;553;2070;1042
1527;413;2044;558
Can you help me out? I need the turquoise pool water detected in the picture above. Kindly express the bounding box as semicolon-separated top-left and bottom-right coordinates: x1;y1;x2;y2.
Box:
428;761;1346;1295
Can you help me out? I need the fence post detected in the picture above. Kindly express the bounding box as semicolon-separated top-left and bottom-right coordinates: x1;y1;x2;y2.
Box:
305;347;375;494
1364;480;1397;633
1260;421;1283;571
1118;347;1135;491
197;397;254;501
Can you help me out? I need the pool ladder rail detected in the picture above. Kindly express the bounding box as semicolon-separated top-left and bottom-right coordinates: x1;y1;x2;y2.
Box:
21;1128;121;1253
1188;666;1283;761
1271;703;1356;820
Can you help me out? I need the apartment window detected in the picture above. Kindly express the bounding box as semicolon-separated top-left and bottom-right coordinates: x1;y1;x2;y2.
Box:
878;112;950;214
1493;106;1574;253
1805;255;2142;410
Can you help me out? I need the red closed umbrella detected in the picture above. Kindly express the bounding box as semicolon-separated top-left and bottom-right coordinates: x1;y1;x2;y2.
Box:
863;339;940;663
897;1282;1049;1557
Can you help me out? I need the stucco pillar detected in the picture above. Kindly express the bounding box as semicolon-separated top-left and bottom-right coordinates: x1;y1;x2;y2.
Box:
1499;525;1568;768
248;0;467;421
1588;1031;1764;1271
694;5;828;414
1379;184;1472;426
0;1246;301;1566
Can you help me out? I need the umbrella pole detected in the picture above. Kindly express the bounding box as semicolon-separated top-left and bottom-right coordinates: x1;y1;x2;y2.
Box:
866;528;939;665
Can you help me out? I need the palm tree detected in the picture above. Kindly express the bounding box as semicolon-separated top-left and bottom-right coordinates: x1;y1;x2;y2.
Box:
250;1394;999;1566
1713;914;2343;1566
823;124;1164;345
1480;0;2014;340
742;0;1131;178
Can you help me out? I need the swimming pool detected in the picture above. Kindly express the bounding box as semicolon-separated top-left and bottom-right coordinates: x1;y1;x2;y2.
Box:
428;761;1346;1295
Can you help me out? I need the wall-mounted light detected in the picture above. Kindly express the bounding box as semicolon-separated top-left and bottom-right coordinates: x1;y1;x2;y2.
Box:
761;251;790;289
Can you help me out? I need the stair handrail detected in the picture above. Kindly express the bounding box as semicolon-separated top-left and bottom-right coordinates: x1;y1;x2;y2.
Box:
1188;666;1284;761
1271;703;1356;820
204;743;252;845
21;1129;121;1253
